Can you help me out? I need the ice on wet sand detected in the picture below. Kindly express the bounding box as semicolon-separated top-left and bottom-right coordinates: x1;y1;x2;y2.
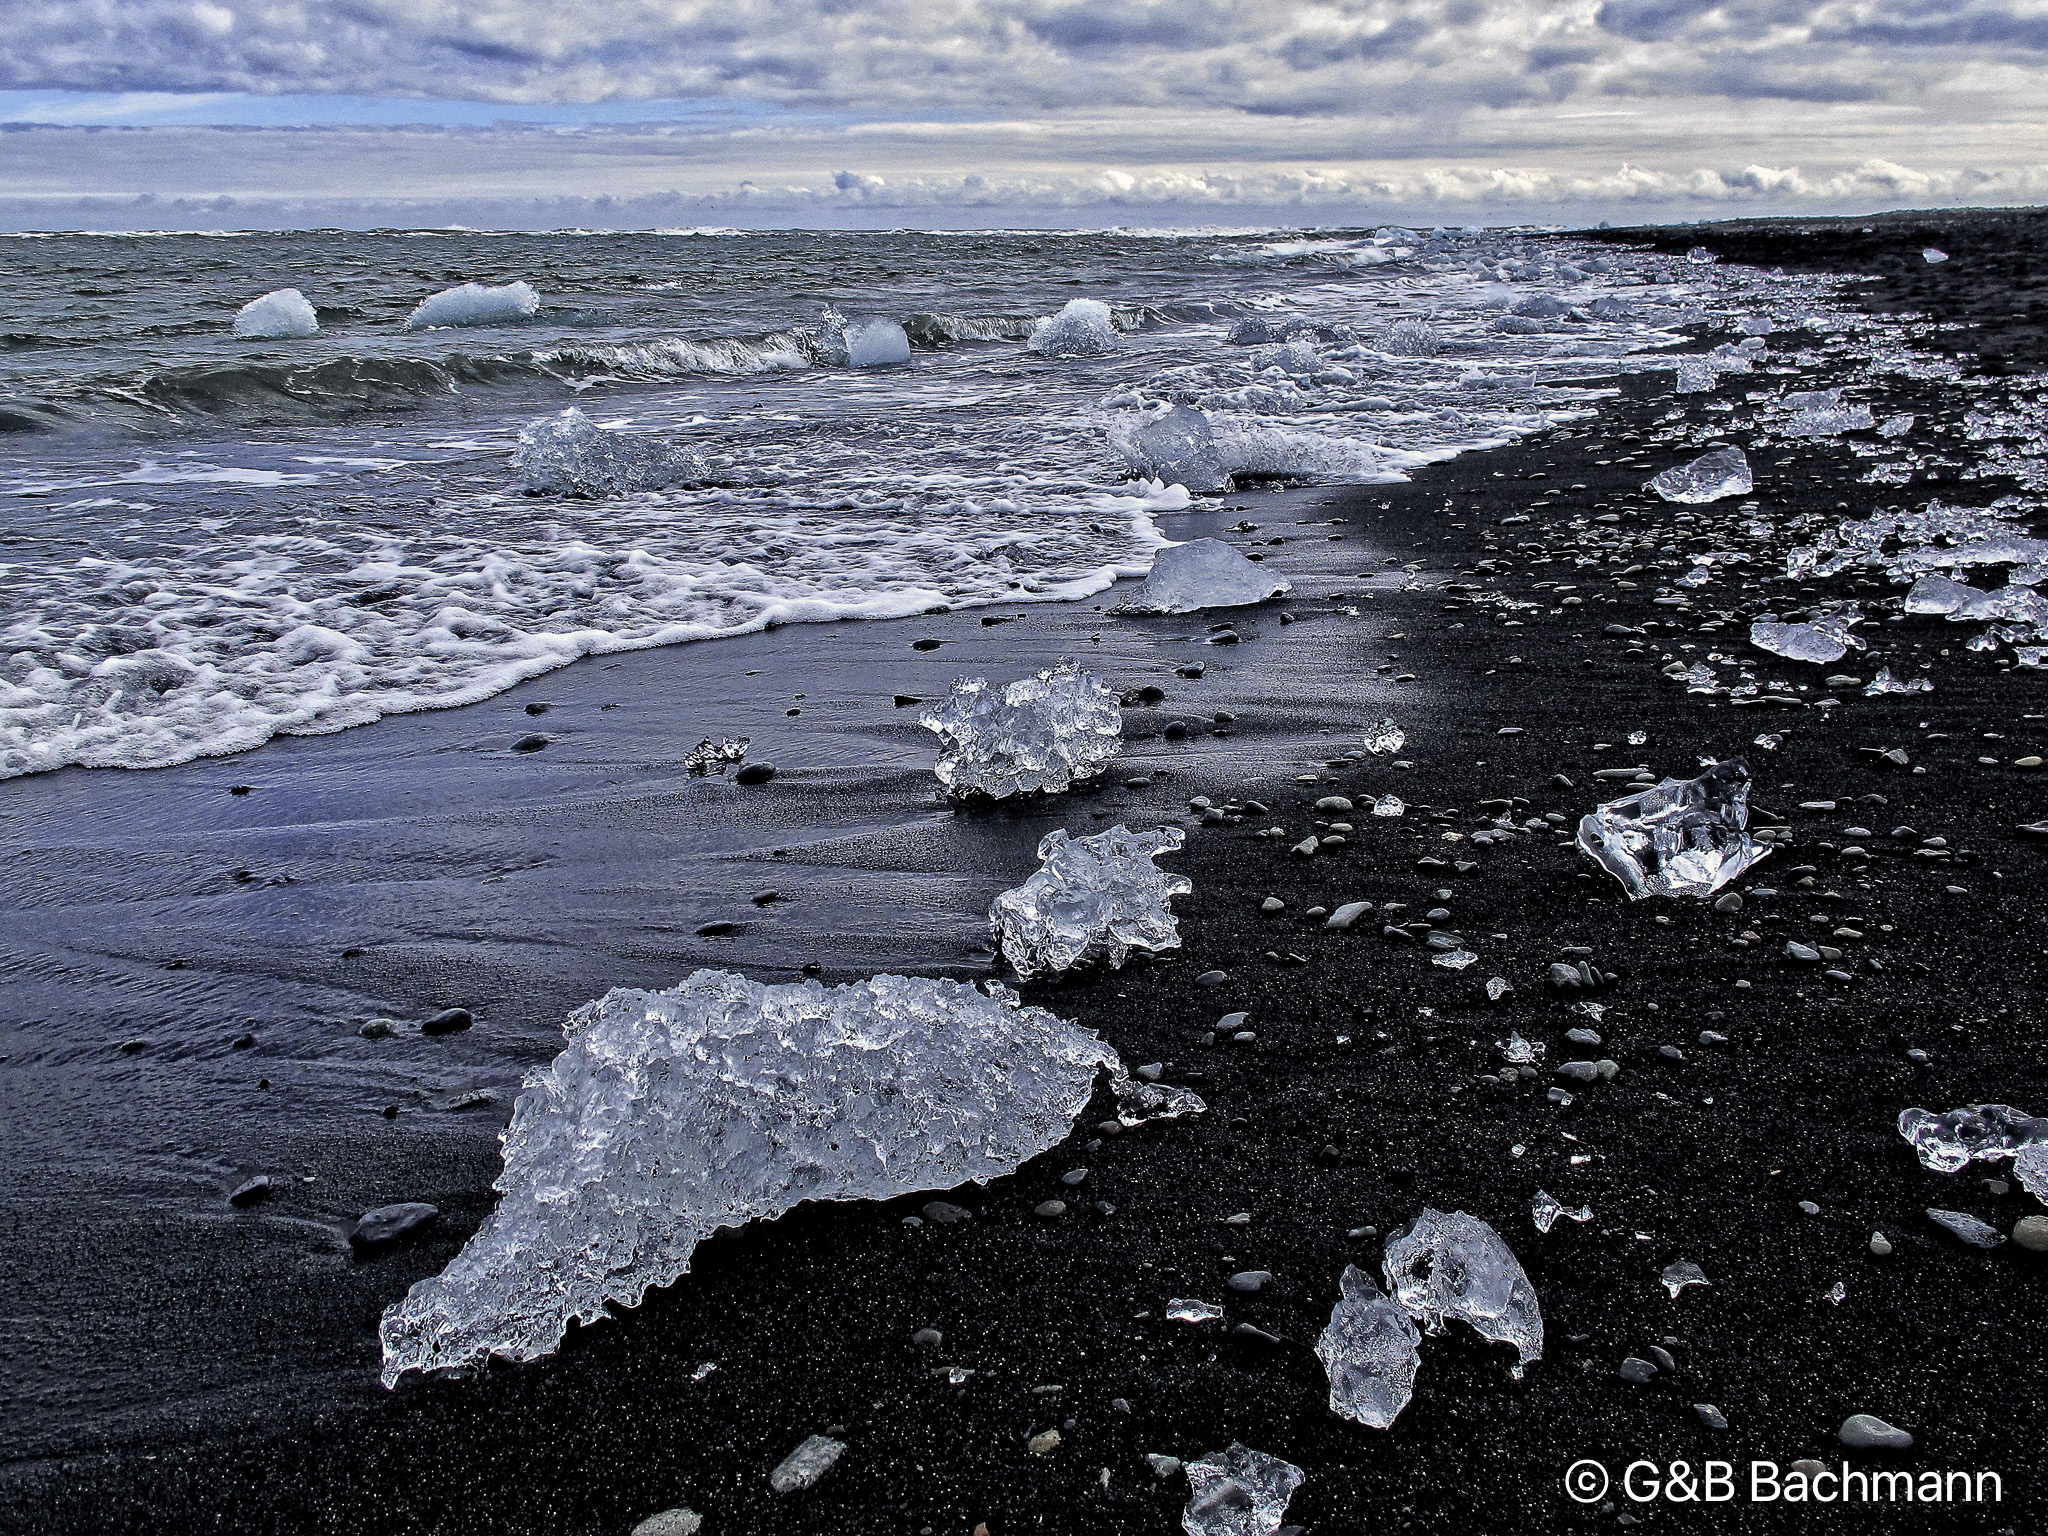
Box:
1182;1444;1305;1536
377;970;1124;1385
1577;759;1769;900
1898;1104;2048;1172
1030;298;1120;357
1315;1266;1421;1428
1382;1207;1543;1369
1648;446;1752;504
404;280;540;330
232;288;319;339
512;407;710;498
920;659;1121;798
1750;610;1864;664
1119;405;1229;492
1115;537;1291;613
991;824;1191;979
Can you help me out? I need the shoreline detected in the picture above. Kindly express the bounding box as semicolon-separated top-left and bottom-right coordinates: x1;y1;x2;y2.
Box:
7;210;2048;1535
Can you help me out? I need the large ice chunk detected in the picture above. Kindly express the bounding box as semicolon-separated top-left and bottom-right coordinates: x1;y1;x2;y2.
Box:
1182;1444;1305;1536
1648;447;1752;504
1116;538;1291;613
991;824;1191;979
378;970;1125;1385
1750;609;1864;663
1119;406;1230;492
1029;299;1121;357
1315;1265;1422;1429
919;659;1121;798
232;288;319;339
1898;1104;2048;1173
1577;759;1768;900
844;317;912;368
512;407;710;498
1905;574;1981;614
404;280;541;331
1383;1208;1543;1370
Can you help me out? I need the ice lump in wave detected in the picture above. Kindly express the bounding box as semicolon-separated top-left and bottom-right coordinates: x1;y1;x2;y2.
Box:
404;280;540;331
1029;298;1120;357
512;407;710;498
1577;759;1768;899
232;288;319;339
920;659;1120;798
378;970;1127;1385
991;824;1191;979
1118;405;1229;493
1116;538;1291;614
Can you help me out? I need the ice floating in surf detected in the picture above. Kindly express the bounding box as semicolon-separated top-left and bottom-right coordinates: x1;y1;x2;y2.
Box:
404;280;540;331
232;288;319;339
1029;298;1120;357
991;824;1191;979
512;407;710;498
844;317;911;368
1115;538;1291;613
920;659;1121;798
377;970;1189;1385
1119;406;1229;492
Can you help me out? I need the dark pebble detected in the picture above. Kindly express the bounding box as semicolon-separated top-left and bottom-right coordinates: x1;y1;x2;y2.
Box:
512;733;550;752
348;1202;439;1252
420;1008;473;1036
735;763;776;785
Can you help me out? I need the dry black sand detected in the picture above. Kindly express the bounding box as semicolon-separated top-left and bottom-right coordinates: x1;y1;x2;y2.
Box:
6;208;2047;1535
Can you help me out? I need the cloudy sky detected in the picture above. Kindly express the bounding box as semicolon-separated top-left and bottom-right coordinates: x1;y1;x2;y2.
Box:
1;0;2045;228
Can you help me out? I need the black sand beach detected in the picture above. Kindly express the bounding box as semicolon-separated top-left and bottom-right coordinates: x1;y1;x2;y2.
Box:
5;208;2048;1535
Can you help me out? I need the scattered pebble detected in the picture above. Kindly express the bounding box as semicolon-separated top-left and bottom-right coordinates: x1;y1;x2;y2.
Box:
1838;1414;1914;1451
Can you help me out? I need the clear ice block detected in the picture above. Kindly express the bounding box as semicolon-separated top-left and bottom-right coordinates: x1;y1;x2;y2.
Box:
1182;1444;1305;1536
1648;446;1752;504
1315;1266;1422;1429
1898;1104;2048;1173
990;824;1192;979
1116;538;1292;613
1382;1207;1543;1368
920;659;1121;798
1576;759;1769;900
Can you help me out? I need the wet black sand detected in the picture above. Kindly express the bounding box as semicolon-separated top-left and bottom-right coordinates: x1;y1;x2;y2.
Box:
6;210;2047;1535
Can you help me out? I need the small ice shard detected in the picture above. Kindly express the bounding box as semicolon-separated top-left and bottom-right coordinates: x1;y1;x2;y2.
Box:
1576;759;1769;900
842;317;911;368
1648;446;1752;504
1686;246;1717;264
1372;794;1405;817
512;407;710;498
1675;357;1717;392
1824;1281;1847;1305
1120;405;1230;493
1661;1259;1710;1299
1927;1209;2004;1248
1167;1298;1224;1323
1502;1032;1541;1065
1360;719;1406;754
681;737;749;775
1432;949;1477;970
1116;538;1291;613
991;824;1191;979
1029;298;1120;357
232;287;319;339
1378;318;1441;356
1531;1190;1591;1234
1922;248;1950;264
1182;1444;1305;1536
1781;388;1875;437
1904;574;1980;615
1485;976;1512;1001
1878;413;1916;439
1382;1208;1542;1368
770;1434;846;1493
920;659;1121;798
1675;661;1719;691
404;279;540;330
377;970;1123;1385
1315;1266;1422;1429
1863;667;1932;696
1897;1103;2048;1172
1115;1073;1208;1126
1750;615;1862;664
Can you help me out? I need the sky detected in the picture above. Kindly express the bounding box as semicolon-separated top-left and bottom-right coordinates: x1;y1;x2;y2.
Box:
1;0;2045;229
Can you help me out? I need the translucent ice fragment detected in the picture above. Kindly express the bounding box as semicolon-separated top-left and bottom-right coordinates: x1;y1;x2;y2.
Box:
1661;1259;1710;1299
1532;1190;1592;1233
1115;1073;1208;1127
770;1435;846;1493
1863;667;1932;696
232;287;319;339
512;407;710;498
1904;574;1981;615
1922;248;1950;264
1878;414;1916;439
1117;538;1291;613
404;280;539;330
1029;298;1120;357
1433;949;1477;970
1686;246;1717;264
1502;1032;1541;1065
1927;1209;2003;1248
991;824;1191;979
1182;1444;1305;1536
1897;1104;2048;1173
1360;719;1406;754
377;970;1121;1385
1379;318;1441;357
1485;977;1511;1001
842;317;911;368
1675;358;1717;393
1315;1266;1421;1429
920;660;1121;798
1750;616;1862;664
1167;1298;1224;1323
1119;406;1229;493
1648;447;1751;504
1383;1208;1543;1367
1372;795;1405;818
1577;759;1769;900
1781;388;1875;437
1676;662;1719;691
681;736;749;775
